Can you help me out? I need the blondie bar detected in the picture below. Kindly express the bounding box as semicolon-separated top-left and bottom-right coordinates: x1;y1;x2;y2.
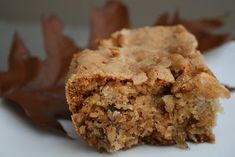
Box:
66;25;230;152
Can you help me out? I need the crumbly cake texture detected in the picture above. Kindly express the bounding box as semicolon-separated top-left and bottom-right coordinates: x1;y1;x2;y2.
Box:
66;25;230;152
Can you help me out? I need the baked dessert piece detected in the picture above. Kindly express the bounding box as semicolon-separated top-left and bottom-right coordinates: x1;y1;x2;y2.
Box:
66;25;230;152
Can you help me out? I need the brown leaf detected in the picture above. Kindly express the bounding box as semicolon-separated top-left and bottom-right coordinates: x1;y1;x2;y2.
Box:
155;12;235;52
224;84;235;92
0;16;80;135
88;0;130;49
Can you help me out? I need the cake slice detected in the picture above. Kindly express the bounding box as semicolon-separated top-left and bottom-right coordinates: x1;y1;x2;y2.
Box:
66;25;230;152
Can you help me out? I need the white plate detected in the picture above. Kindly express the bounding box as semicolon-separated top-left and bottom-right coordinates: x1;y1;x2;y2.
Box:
0;23;235;156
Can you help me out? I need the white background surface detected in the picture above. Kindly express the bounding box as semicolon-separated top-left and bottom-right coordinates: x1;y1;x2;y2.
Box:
0;23;235;157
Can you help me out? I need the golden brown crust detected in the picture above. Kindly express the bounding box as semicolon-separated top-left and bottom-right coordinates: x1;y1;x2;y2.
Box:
66;25;230;152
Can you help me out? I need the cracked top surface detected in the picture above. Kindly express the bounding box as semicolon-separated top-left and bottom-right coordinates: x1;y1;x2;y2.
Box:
67;25;229;99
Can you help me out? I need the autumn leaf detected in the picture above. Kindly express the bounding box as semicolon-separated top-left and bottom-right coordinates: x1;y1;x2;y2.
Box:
0;16;80;135
224;84;235;92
